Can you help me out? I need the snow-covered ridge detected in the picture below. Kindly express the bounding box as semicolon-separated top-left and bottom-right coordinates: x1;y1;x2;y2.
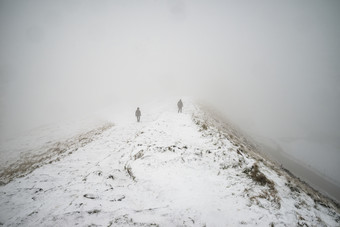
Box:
0;116;110;170
0;123;113;185
195;104;340;208
0;99;339;226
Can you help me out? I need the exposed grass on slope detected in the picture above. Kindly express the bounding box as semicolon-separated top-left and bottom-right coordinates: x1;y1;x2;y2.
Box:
193;104;340;220
0;123;113;185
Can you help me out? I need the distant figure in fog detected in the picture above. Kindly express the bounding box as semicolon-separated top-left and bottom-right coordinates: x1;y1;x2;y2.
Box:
135;107;141;122
177;99;183;113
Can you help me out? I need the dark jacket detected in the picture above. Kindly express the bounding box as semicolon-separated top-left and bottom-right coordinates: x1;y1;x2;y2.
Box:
135;109;141;117
177;100;183;108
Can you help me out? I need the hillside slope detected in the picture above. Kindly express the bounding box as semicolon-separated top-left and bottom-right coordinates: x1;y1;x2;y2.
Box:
0;99;339;226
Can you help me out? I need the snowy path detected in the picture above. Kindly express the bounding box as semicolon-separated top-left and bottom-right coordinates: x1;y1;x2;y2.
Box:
0;100;339;226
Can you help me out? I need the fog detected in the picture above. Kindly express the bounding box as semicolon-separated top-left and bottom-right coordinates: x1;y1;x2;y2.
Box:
1;0;340;195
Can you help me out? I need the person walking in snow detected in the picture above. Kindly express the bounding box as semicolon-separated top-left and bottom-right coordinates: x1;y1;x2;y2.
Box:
177;99;183;113
135;107;141;122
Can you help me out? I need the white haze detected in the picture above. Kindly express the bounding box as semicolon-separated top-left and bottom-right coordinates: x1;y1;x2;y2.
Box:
1;1;340;185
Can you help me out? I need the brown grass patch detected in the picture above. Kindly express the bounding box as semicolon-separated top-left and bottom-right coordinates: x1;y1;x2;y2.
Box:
0;123;113;185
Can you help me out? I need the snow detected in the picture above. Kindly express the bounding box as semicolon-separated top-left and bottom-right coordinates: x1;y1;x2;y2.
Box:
0;98;339;226
0;115;107;169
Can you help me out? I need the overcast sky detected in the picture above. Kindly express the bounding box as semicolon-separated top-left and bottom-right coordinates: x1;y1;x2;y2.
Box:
1;0;340;183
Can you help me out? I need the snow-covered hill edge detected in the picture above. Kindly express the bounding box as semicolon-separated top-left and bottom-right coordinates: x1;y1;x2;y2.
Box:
0;99;339;226
0;123;113;186
195;104;340;218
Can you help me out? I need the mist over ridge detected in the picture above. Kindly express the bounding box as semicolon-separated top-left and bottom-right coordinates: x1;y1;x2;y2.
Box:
1;1;340;190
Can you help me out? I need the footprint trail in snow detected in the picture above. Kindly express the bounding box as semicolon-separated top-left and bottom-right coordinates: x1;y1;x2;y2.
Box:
0;100;339;226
